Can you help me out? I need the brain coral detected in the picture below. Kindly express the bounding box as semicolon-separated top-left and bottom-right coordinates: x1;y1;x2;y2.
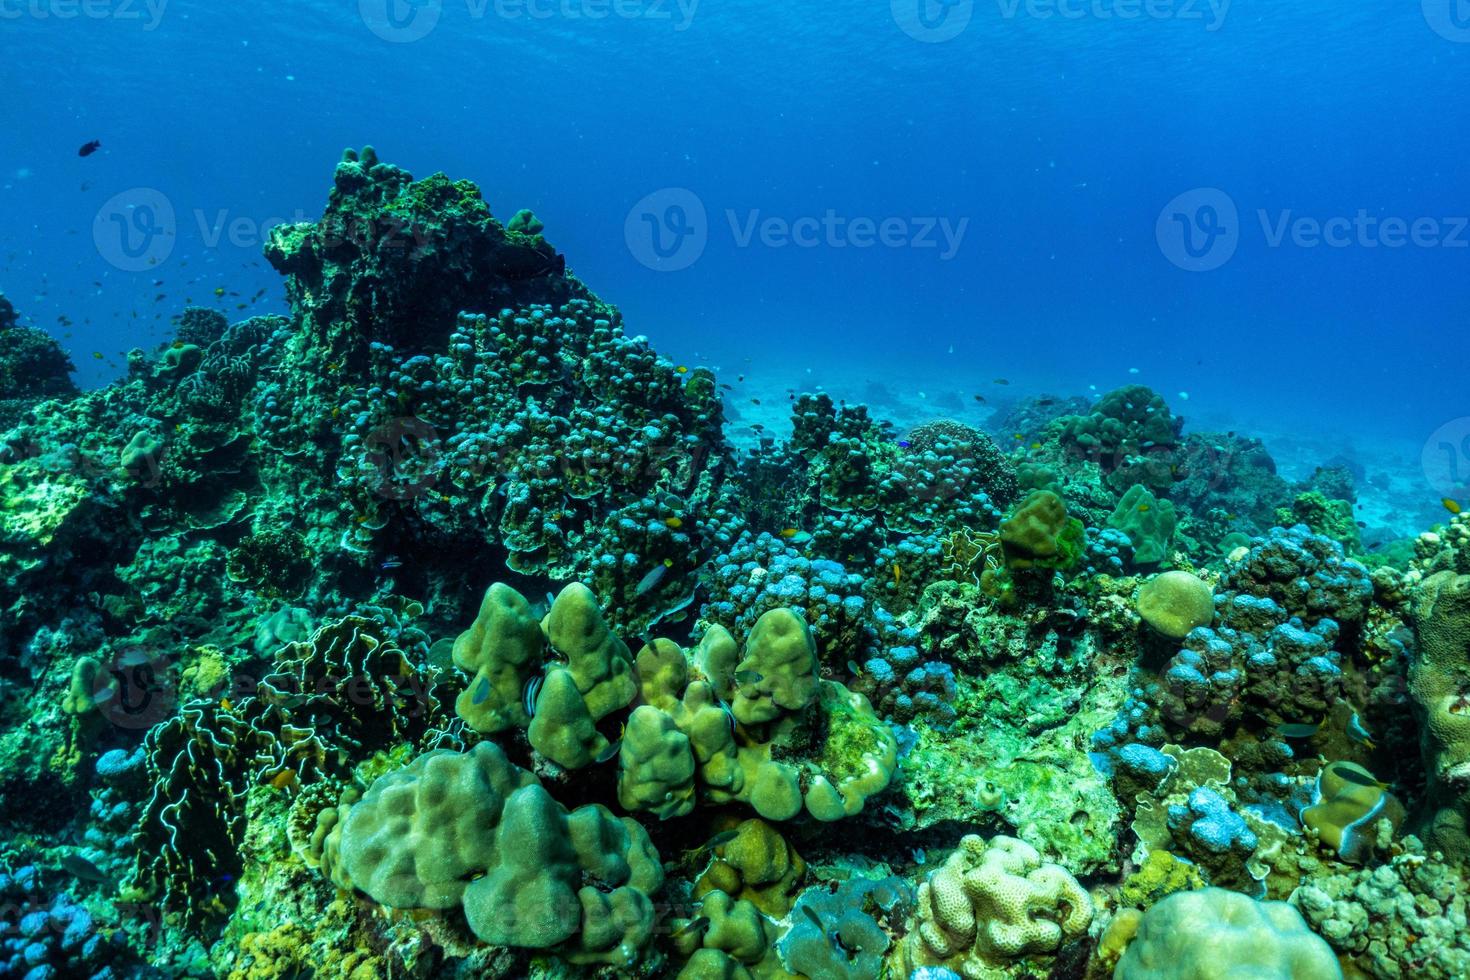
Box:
903;834;1093;978
1112;888;1342;980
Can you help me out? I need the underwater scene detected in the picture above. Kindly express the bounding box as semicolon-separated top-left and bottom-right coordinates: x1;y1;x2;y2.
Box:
2;1;1469;978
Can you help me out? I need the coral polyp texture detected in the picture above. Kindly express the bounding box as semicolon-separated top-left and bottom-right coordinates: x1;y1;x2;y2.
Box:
0;149;1458;979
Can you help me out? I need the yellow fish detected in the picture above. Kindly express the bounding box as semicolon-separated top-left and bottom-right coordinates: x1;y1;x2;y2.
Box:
779;528;801;539
1445;498;1463;515
664;517;683;529
213;287;225;297
1138;503;1151;513
676;366;688;374
892;563;902;587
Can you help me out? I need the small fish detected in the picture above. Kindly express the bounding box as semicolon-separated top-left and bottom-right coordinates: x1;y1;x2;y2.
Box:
1346;712;1376;750
60;853;110;884
720;383;733;391
897;440;911;449
671;916;710;938
78;139;102;157
779;528;802;540
523;674;544;718
213;287;226;297
1029;442;1041;450
664;517;683;530
846;659;863;677
93;351;104;360
1276;719;1323;740
699;830;740;853
1137;503;1151;513
751;398;761;405
663;558;674;568
269;769;297;791
1327;762;1388;790
594;736;623;764
471;677;492;706
913;847;927;864
993;378;1010;385
635;563;667;598
733;670;763;687
1178;391;1190;401
1444;498;1463;515
381;557;402;570
676;366;688;374
892;563;902;587
973;394;986;403
1013;433;1024;441
1128;367;1140;374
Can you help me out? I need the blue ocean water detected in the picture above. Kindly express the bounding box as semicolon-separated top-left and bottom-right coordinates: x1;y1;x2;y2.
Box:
1;0;1464;502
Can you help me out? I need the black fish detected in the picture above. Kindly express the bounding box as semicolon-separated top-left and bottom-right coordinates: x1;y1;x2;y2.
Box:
78;140;102;157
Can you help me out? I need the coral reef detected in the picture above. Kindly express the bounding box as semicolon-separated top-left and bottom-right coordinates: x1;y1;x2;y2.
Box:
0;149;1461;980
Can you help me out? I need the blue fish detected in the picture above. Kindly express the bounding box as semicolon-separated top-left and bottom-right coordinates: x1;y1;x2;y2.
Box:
523;675;544;718
471;677;491;706
635;563;667;598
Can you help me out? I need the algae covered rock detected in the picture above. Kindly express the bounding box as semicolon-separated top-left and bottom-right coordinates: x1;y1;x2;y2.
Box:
1136;571;1214;639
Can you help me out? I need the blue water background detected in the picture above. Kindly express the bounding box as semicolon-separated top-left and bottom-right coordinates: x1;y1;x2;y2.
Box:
1;0;1464;489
